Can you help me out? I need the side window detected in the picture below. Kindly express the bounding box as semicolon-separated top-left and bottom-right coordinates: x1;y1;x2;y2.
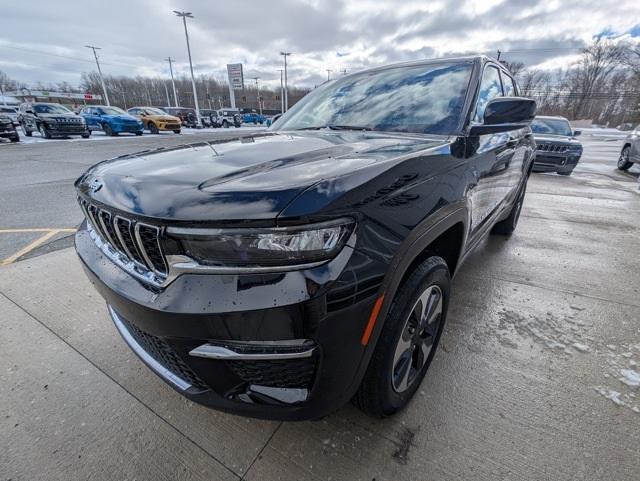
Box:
130;108;139;115
473;65;503;123
501;72;517;97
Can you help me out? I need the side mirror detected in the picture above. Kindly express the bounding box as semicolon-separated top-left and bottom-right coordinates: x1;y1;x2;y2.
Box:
470;97;536;135
573;130;581;137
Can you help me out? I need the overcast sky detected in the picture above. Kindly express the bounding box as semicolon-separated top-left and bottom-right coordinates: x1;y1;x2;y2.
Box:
1;0;639;91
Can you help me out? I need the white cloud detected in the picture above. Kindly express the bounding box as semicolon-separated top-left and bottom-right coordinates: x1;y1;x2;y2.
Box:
0;0;638;89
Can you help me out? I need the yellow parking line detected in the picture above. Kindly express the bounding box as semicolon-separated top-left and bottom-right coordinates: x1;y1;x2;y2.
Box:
0;228;76;233
0;230;62;266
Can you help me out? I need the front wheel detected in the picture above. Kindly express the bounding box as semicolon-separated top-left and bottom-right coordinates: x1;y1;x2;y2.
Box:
135;131;143;136
81;131;91;139
173;129;181;134
149;123;159;134
492;179;527;236
38;124;51;139
103;124;116;136
354;256;450;418
618;146;633;171
21;122;32;137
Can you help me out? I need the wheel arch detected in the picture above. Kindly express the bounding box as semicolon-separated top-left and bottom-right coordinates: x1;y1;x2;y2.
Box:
364;202;469;349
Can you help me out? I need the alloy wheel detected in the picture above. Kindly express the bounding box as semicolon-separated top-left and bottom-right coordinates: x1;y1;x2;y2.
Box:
391;285;443;393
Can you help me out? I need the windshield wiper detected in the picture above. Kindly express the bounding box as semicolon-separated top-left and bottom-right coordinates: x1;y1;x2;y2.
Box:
294;124;373;131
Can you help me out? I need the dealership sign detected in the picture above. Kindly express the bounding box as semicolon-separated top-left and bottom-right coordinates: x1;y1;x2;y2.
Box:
7;89;102;100
226;64;244;90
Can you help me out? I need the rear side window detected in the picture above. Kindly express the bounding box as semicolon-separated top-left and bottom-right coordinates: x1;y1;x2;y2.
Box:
473;65;503;123
501;72;517;96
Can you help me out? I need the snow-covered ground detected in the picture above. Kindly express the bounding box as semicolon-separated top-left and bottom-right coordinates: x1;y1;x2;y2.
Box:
3;125;266;145
579;127;630;140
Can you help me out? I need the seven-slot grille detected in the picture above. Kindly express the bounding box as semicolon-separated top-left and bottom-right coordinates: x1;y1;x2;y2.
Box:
78;198;168;277
536;143;568;153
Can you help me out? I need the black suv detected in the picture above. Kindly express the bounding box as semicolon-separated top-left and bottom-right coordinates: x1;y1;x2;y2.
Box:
75;56;536;420
0;114;19;142
18;102;90;139
530;115;583;175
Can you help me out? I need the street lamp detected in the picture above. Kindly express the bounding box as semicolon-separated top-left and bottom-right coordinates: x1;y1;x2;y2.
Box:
279;69;284;114
280;52;291;111
164;56;178;107
173;11;202;127
252;77;262;116
84;45;110;106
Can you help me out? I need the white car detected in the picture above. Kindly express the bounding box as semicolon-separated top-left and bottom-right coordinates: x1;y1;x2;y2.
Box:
213;109;242;128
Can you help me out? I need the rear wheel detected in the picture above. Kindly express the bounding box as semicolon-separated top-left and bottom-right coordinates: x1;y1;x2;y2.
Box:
354;256;450;417
149;123;159;134
492;179;527;236
618;146;633;171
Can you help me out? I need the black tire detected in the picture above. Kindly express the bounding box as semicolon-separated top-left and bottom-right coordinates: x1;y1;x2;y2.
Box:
21;122;32;137
173;129;181;134
618;146;633;171
149;123;159;134
38;123;51;139
81;131;90;139
557;170;573;176
354;256;450;418
492;180;527;236
103;123;116;136
135;131;143;136
10;135;20;143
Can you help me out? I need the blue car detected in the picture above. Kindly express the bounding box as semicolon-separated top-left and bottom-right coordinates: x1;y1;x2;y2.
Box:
242;112;266;124
80;105;144;136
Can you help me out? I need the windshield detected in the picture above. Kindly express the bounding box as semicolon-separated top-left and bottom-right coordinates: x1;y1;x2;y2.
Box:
531;118;572;136
98;107;127;115
33;104;71;114
143;108;167;115
272;62;473;135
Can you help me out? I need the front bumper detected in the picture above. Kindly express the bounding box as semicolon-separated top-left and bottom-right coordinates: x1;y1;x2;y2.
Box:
532;152;582;173
112;123;143;133
157;122;181;131
75;223;386;420
45;124;88;135
0;128;18;140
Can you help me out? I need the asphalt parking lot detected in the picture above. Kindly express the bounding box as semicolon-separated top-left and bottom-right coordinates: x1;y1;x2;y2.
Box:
1;134;639;480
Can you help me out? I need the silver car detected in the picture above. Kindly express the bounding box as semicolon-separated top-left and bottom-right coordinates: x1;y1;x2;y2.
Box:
618;126;640;171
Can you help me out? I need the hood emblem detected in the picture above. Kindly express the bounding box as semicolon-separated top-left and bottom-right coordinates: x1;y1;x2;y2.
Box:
89;179;103;193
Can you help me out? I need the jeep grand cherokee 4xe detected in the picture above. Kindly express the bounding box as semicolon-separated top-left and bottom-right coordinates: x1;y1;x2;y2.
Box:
19;102;90;139
75;56;536;420
530;115;583;175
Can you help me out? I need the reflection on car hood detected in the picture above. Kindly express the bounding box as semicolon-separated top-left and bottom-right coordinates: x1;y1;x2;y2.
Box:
101;115;140;122
145;115;180;122
76;131;450;223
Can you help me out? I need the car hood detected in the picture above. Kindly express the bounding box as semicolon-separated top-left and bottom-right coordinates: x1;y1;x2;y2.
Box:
145;114;180;122
76;131;451;223
39;113;82;120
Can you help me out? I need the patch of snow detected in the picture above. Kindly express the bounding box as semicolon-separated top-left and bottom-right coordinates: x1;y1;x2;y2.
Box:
595;387;624;406
619;369;640;388
572;342;590;353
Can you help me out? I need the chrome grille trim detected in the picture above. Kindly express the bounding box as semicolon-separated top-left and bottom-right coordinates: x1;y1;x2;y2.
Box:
134;223;157;272
78;198;168;284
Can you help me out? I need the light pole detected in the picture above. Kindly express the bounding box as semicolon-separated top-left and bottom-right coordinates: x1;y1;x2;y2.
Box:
280;52;291;111
326;69;332;81
252;77;262;116
85;45;110;106
164;56;179;107
279;69;284;114
173;11;202;127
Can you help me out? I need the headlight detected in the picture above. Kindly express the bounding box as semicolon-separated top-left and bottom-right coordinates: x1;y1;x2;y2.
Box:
165;218;354;268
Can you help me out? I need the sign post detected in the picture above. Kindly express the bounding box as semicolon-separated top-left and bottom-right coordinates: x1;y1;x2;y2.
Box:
226;63;244;109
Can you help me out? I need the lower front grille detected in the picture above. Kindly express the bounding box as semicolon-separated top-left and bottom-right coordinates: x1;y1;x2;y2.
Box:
227;357;317;389
118;315;209;391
